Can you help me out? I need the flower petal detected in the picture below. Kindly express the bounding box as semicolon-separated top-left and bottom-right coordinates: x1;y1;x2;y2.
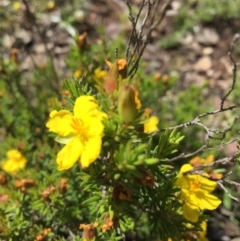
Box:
7;149;22;159
80;136;102;168
176;164;193;187
57;137;82;170
46;110;75;136
183;203;200;222
144;116;159;133
74;96;99;119
195;191;221;210
197;175;217;192
86;117;106;137
179;164;193;175
176;176;189;188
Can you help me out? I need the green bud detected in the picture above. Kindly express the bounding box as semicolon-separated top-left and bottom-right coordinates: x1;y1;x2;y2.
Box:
118;84;138;123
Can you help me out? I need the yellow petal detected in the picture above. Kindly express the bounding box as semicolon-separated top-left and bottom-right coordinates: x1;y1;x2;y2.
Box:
179;164;193;175
195;191;221;210
193;175;217;192
176;164;193;187
181;188;192;202
87;118;106;136
176;175;189;188
144;116;159;133
74;96;99;119
80;137;102;168
7;149;22;159
183;203;200;222
57;137;82;170
46;110;75;136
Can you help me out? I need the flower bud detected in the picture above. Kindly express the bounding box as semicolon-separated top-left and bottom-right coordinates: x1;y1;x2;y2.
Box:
103;59;128;94
104;60;119;94
118;84;138;123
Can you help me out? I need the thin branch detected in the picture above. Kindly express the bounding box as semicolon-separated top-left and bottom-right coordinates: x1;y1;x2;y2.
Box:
220;33;240;109
189;156;235;172
169;144;208;162
129;0;172;79
127;0;151;67
217;180;239;202
169;136;239;162
209;116;239;140
208;137;240;151
125;0;147;62
125;0;173;79
224;179;240;187
160;104;240;133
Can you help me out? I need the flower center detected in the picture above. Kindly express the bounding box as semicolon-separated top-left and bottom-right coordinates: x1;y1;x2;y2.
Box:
71;118;85;135
190;180;200;190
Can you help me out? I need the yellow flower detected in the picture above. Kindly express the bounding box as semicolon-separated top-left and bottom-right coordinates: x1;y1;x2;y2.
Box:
1;149;27;174
46;95;107;170
144;116;159;133
176;164;221;222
